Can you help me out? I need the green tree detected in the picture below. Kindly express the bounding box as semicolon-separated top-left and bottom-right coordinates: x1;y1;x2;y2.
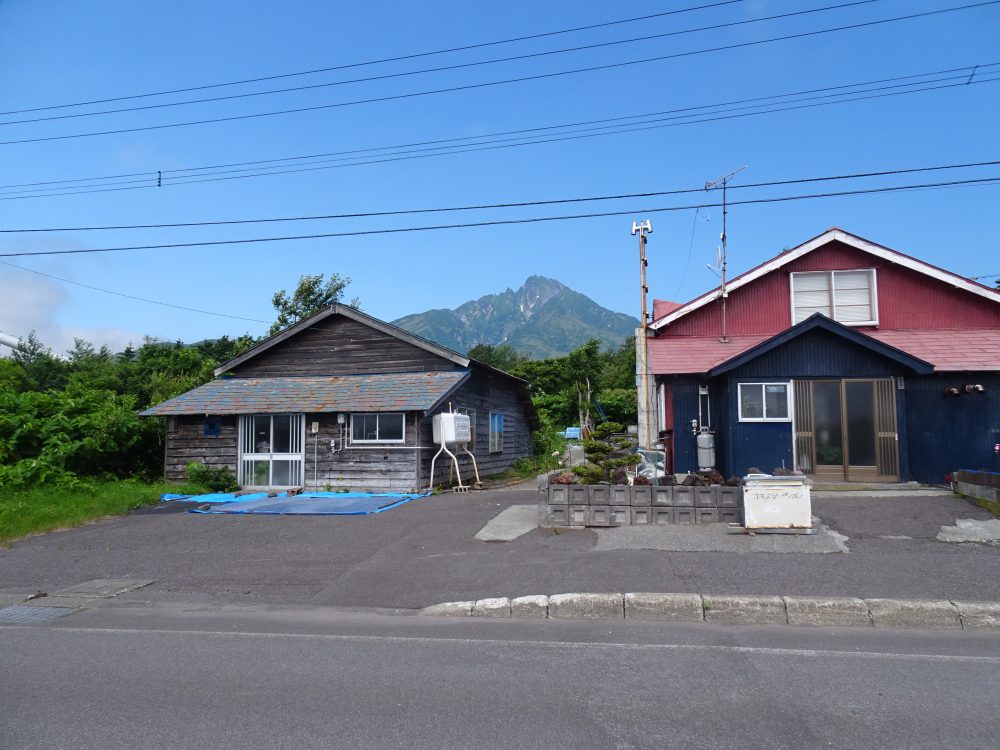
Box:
269;272;359;335
467;343;528;372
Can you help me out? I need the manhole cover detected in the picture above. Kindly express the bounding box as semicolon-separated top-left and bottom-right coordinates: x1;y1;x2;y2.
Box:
0;605;74;625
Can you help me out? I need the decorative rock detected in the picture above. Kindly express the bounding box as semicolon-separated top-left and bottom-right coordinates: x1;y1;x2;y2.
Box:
784;596;872;627
548;593;624;619
703;595;787;625
624;593;704;622
511;595;549;618
472;597;512;617
865;598;962;629
421;601;474;617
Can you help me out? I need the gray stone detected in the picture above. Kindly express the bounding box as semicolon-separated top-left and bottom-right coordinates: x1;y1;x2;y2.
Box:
631;507;652;525
510;595;549;618
718;486;740;507
589;485;610;505
674;507;696;524
609;486;631;506
588;505;612;527
936;519;1000;544
546;504;568;526
784;596;871;627
865;599;962;630
695;508;719;524
695;487;718;508
953;601;1000;630
547;486;570;505
548;593;624;619
624;593;704;622
631;486;652;507
610;506;630;526
672;486;695;507
718;507;740;524
472;597;511;617
651;507;673;525
703;595;787;625
566;485;590;505
651;486;674;506
421;601;474;617
567;504;588;526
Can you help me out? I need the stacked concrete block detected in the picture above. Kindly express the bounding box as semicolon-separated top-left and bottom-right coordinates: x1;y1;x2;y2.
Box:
540;483;743;528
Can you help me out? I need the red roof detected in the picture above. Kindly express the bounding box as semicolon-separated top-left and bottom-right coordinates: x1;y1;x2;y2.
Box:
649;328;1000;374
651;299;683;320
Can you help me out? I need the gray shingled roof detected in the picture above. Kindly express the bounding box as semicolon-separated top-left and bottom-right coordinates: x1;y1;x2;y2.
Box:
140;370;470;416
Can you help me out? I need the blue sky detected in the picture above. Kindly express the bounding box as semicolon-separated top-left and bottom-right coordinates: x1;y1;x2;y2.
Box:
0;0;997;353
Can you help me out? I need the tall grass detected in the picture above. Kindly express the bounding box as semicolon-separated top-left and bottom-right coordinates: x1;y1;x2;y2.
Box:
0;479;207;545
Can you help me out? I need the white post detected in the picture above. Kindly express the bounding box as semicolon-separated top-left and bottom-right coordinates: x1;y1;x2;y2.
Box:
635;327;658;450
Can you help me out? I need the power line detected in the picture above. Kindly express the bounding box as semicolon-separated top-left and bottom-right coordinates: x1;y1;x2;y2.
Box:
1;176;997;258
3;159;998;233
0;1;879;127
0;1;744;117
0;260;269;323
2;67;996;202
4;1;995;147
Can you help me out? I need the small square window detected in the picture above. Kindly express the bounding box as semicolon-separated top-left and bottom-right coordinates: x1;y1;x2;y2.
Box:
739;383;791;422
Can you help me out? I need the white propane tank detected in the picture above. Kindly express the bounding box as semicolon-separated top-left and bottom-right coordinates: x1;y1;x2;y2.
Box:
432;412;472;444
696;428;716;471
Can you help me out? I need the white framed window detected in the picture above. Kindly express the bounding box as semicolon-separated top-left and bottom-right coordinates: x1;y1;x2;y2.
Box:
790;269;877;326
239;414;305;487
739;383;791;422
489;412;504;453
351;412;405;443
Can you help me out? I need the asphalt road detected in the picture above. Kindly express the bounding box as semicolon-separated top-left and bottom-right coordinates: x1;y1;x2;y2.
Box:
3;606;1000;749
2;487;999;609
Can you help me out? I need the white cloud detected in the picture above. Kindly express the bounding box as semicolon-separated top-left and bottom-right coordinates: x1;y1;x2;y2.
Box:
0;270;144;356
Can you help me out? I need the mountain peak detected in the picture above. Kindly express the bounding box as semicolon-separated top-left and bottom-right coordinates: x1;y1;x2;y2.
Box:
392;277;638;358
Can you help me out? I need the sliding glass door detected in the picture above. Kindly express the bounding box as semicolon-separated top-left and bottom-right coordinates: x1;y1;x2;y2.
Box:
238;414;305;487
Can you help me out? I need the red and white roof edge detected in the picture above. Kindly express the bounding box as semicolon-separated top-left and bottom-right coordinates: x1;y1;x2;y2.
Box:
649;228;1000;331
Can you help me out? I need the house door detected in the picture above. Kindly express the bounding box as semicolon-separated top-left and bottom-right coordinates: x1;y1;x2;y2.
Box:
238;414;305;487
793;379;898;482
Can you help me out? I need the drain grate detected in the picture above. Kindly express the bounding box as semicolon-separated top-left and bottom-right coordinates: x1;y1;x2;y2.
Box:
0;605;75;625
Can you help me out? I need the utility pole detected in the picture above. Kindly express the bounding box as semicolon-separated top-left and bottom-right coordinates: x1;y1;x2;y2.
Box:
632;219;654;451
704;166;746;343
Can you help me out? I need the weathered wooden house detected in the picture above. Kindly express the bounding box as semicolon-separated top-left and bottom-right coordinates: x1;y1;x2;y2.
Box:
642;228;1000;484
142;304;538;490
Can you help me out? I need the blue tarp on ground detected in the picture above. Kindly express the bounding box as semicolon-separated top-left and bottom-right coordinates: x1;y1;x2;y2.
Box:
160;491;428;515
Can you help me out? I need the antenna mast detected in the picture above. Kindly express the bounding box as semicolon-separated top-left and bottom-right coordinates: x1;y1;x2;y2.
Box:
704;166;746;343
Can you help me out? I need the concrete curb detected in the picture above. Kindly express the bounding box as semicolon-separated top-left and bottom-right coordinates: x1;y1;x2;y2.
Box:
420;593;1000;630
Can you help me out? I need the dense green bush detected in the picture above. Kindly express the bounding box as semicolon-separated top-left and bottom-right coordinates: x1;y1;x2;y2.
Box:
185;462;239;492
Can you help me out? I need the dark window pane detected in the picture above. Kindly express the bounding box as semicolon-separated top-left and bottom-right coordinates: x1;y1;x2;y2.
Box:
740;385;764;419
253;415;271;453
765;385;789;419
353;414;378;441
379;413;404;441
272;415;292;453
813;382;843;466
846;381;876;466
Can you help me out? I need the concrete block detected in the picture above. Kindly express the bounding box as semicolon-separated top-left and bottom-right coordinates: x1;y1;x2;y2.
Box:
547;505;568;526
568;504;588;526
672;486;695;507
588;505;612;527
695;486;719;507
865;598;962;630
624;593;704;622
695;508;719;524
631;507;652;525
718;486;740;507
566;485;590;505
651;507;673;525
610;506;631;526
548;593;623;619
784;596;872;627
651;486;674;506
954;601;1000;630
609;485;631;505
589;485;610;505
473;597;511;617
511;595;549;619
421;601;474;617
718;507;740;524
631;486;652;507
703;595;787;625
674;507;696;524
548;486;570;505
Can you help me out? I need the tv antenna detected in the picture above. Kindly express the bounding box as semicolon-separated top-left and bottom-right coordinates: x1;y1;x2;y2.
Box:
704;166;746;343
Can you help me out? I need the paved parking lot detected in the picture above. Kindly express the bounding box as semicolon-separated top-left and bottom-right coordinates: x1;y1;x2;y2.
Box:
2;485;998;609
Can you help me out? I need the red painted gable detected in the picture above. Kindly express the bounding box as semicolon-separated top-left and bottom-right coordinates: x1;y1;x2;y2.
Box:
664;239;1000;338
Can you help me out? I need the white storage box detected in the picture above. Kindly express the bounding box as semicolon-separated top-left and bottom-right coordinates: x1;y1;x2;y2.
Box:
742;474;812;529
432;413;472;444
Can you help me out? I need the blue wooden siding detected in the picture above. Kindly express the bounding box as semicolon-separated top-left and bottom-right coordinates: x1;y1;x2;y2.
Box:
722;378;793;476
904;374;1000;484
670;376;703;474
725;328;901;378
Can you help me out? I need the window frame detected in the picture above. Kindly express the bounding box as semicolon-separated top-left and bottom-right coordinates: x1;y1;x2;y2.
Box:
350;412;406;444
488;412;504;453
738;382;792;423
789;269;878;327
